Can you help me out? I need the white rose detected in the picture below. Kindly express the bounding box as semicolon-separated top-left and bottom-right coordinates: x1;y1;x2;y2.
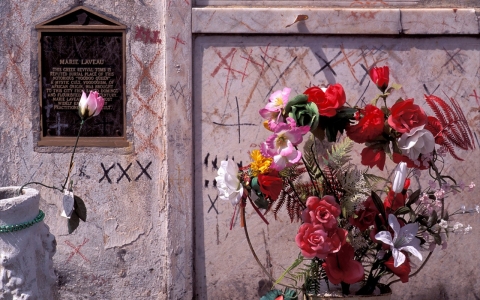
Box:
215;159;243;205
392;162;407;193
398;125;435;160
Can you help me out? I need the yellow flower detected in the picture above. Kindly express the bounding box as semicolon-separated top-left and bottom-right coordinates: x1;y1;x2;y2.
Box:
250;150;272;177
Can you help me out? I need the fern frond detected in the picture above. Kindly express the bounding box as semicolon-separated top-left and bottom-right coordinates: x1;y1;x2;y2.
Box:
322;137;354;169
425;94;475;160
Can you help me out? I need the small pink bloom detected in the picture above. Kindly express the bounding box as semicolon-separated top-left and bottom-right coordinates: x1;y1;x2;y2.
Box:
78;90;105;120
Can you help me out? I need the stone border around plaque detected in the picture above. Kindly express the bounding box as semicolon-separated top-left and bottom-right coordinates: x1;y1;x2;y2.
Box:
36;6;129;147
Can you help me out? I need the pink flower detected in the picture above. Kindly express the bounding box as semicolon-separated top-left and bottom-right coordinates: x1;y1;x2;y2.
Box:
78;90;105;120
261;118;310;171
322;243;364;285
302;195;340;230
259;88;291;127
295;223;347;259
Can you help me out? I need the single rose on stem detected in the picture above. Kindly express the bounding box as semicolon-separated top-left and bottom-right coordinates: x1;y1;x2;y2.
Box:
369;66;389;92
78;90;105;120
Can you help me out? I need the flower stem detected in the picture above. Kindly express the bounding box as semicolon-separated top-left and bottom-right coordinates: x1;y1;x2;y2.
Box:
62;120;85;190
242;204;296;290
18;182;63;195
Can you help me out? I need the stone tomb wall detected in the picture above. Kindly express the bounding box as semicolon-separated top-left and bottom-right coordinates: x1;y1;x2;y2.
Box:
1;0;480;299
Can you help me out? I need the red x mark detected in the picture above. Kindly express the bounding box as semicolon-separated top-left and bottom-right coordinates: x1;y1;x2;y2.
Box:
470;90;480;107
65;238;90;263
211;48;236;77
240;49;263;79
132;51;162;92
259;43;283;65
171;33;186;50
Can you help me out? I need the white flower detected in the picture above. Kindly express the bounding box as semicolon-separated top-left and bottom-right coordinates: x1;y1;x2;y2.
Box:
469;182;476;190
215;159;243;205
397;125;435;160
453;222;463;232
461;205;466;213
375;214;423;267
439;219;448;229
392;162;408;193
475;205;479;213
464;225;472;234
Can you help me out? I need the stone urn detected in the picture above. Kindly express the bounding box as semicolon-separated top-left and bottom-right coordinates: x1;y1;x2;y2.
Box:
0;187;57;299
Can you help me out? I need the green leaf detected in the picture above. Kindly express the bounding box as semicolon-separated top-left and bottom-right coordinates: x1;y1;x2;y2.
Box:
371;191;386;221
394;206;410;215
391;83;402;90
68;212;80;234
427;210;438;228
432;232;442;245
405;189;421;207
74;195;87;222
274;255;304;285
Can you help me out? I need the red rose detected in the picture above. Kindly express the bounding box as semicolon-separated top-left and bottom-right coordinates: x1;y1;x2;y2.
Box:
295;223;347;259
322;243;364;285
304;84;346;117
388;99;427;133
258;171;283;201
349;196;379;231
301;195;340;230
361;146;386;171
369;66;389;92
346;105;385;143
385;256;411;283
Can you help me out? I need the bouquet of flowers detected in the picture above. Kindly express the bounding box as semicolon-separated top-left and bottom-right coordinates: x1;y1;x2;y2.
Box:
215;66;477;299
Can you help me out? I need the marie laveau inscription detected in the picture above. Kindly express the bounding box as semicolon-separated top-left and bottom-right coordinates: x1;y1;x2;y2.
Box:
36;6;127;147
48;59;118;111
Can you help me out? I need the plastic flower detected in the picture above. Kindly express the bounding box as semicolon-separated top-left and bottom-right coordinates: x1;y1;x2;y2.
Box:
322;243;364;285
78;90;105;120
392;162;407;193
369;66;389;92
259;87;291;126
283;94;320;130
262;118;310;170
249;150;272;177
398;125;435;161
375;214;423;267
215;159;243;205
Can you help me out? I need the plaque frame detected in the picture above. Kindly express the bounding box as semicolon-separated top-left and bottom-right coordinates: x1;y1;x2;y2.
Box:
35;6;129;147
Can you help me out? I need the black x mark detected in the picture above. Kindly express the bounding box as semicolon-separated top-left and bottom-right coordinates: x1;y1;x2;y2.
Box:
313;51;341;76
135;161;152;181
99;163;115;184
117;163;132;183
208;194;219;214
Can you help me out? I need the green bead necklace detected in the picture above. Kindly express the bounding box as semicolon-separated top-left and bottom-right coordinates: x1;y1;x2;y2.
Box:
0;210;45;233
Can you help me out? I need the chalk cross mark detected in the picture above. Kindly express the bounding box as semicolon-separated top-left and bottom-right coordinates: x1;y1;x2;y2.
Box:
65;238;90;263
135;161;152;181
212;97;256;143
314;51;341;76
99;163;115;184
208;194;219;214
117;163;132;183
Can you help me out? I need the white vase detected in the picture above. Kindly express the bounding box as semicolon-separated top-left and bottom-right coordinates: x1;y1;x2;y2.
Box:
0;186;57;299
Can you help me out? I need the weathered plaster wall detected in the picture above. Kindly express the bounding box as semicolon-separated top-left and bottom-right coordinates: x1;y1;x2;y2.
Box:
194;35;480;299
0;1;177;299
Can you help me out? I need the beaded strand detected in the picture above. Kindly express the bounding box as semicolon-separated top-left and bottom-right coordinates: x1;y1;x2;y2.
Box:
0;210;45;233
